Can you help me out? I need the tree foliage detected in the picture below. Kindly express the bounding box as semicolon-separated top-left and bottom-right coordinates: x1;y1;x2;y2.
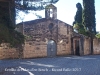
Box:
0;2;24;47
15;0;59;11
96;33;100;39
74;3;82;23
83;0;96;35
73;3;86;35
15;0;59;19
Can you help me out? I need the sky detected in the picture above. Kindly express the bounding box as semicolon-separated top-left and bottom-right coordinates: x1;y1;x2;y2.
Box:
16;0;100;31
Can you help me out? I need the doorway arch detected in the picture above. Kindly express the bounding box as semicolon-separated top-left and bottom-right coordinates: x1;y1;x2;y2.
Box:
47;40;57;57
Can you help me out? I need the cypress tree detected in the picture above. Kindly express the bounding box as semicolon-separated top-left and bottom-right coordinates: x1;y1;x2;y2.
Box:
83;0;96;34
75;3;82;23
73;3;86;35
83;0;96;54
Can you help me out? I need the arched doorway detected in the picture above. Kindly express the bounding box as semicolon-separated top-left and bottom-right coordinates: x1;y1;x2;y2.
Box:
47;40;57;57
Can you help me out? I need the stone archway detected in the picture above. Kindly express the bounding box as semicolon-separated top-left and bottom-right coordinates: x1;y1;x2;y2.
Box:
47;40;57;57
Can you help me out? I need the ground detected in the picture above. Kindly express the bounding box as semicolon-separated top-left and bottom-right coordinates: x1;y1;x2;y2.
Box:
0;55;100;75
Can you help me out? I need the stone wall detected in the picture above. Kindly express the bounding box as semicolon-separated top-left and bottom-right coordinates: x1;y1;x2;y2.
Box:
57;42;71;56
84;37;91;55
1;38;100;59
0;43;19;59
83;38;100;55
93;38;100;54
23;41;47;58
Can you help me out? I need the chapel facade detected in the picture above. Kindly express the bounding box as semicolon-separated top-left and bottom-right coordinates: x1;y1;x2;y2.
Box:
16;4;82;58
16;4;100;58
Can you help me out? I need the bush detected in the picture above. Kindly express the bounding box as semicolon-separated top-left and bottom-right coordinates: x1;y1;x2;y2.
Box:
96;33;100;39
0;24;24;48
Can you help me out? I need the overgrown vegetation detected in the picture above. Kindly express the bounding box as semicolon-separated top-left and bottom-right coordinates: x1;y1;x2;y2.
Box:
0;24;24;47
96;33;100;39
73;3;87;35
0;1;24;48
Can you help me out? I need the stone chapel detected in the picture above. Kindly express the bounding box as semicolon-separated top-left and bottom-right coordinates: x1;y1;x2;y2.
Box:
17;4;73;58
16;4;100;58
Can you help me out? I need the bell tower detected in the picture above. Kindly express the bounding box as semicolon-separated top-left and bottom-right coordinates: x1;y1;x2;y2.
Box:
45;4;57;19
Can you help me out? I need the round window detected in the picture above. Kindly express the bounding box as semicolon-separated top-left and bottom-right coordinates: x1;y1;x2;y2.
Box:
49;23;54;30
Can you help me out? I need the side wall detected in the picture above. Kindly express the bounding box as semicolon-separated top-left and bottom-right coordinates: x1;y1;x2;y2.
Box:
93;38;100;54
83;38;100;55
0;43;19;59
84;38;91;55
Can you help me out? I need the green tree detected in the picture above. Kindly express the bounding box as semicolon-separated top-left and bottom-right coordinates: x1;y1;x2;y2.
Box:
96;33;100;39
15;0;59;11
74;3;82;23
83;0;96;54
73;3;86;35
0;1;24;47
